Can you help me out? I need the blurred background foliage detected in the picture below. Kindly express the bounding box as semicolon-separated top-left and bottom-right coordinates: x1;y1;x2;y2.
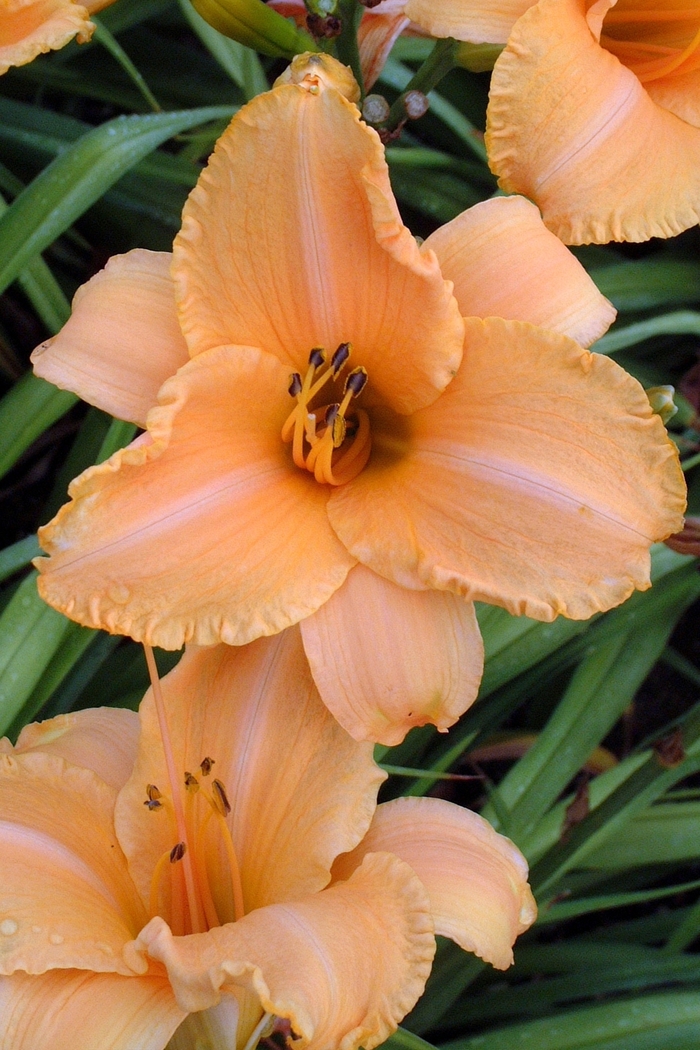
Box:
1;2;700;1047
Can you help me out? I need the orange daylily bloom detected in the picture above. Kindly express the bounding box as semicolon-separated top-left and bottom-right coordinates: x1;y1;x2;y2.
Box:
32;54;685;745
0;629;536;1049
0;0;113;74
486;0;700;243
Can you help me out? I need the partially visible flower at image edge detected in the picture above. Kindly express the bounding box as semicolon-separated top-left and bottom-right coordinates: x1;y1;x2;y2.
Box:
31;53;686;747
0;628;536;1050
0;0;114;74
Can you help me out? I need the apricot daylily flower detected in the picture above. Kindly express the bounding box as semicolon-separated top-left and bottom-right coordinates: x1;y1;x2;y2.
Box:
0;0;113;74
486;0;700;243
32;54;685;745
0;629;536;1050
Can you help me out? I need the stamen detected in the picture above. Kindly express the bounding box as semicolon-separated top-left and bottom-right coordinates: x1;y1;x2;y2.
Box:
170;841;187;863
331;341;351;373
345;366;368;397
309;347;326;367
184;772;200;793
200;757;215;777
144;784;163;810
288;373;303;397
144;644;205;935
212;778;232;816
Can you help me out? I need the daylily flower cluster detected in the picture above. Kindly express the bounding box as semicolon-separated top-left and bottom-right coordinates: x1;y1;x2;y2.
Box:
0;629;536;1050
5;4;693;1045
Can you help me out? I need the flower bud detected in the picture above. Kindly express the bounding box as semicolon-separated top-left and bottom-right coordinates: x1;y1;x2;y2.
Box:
188;0;318;58
646;385;678;425
455;42;503;73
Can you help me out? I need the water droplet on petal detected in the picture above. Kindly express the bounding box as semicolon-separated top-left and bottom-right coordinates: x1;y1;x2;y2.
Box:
0;919;18;936
49;932;64;945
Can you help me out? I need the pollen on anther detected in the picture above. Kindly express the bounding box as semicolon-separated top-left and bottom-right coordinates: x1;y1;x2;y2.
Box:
212;779;232;816
345;367;368;396
200;757;215;777
309;347;326;367
170;842;187;863
184;772;199;792
288;373;303;397
331;342;351;373
144;784;163;810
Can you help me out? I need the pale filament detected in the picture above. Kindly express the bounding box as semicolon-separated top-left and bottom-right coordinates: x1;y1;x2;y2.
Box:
281;345;372;486
144;647;246;932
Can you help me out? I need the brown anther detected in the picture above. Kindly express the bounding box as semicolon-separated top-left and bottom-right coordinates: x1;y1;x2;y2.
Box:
654;727;685;768
212;779;232;816
144;784;163;809
331;342;351;374
184;772;200;792
200;757;215;777
288;373;303;397
170;842;187;863
309;347;326;368
345;367;368;397
325;403;340;426
360;0;383;7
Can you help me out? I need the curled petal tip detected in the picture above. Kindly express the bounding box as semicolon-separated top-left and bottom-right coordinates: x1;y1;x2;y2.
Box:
274;52;361;102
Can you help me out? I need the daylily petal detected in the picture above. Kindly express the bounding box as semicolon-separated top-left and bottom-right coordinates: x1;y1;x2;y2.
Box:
0;971;183;1050
0;0;93;75
173;57;463;414
332;797;536;970
486;0;700;243
329;317;686;621
0;752;146;975
424;196;616;348
31;251;189;428
167;995;243;1050
300;564;483;745
132;852;435;1050
115;630;384;915
12;708;139;792
36;345;354;649
646;69;700;127
404;0;534;43
358;4;411;89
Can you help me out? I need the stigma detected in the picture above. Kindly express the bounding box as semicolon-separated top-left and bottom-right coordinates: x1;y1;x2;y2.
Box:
281;344;372;486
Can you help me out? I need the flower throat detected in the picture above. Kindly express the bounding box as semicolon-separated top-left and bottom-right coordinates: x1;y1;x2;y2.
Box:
601;3;700;82
281;343;372;486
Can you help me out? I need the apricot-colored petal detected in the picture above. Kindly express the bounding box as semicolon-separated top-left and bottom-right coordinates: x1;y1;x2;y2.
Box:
486;0;700;243
168;996;246;1050
404;0;534;43
115;630;384;915
31;251;189;428
329;317;686;621
424;196;616;348
300;564;483;746
132;852;435;1050
173;68;463;414
358;4;411;88
0;971;183;1050
332;798;536;970
646;68;700;128
0;751;147;975
36;345;354;649
0;0;93;74
13;709;139;792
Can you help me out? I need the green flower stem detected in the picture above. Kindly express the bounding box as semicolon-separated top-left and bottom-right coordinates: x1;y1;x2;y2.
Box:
92;19;162;113
385;37;459;132
335;0;364;97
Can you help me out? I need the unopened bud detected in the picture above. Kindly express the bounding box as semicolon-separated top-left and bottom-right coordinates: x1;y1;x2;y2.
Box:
362;94;390;125
646;385;678;424
188;0;318;58
403;90;429;121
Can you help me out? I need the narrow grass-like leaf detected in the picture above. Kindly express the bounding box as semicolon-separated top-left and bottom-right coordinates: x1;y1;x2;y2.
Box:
0;104;234;296
594;311;700;355
179;0;268;98
592;260;700;312
0;374;77;481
